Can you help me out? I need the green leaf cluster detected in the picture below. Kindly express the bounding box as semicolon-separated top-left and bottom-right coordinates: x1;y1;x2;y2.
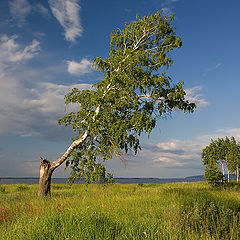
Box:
204;164;224;187
58;11;196;183
202;136;240;185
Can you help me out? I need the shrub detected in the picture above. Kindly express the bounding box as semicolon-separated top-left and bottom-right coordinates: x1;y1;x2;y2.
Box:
204;164;224;186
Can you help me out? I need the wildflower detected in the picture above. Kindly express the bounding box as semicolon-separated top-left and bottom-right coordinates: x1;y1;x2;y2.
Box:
0;213;7;221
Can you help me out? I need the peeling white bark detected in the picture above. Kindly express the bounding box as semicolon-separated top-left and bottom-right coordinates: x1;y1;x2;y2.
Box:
50;130;89;171
40;167;45;178
221;162;225;177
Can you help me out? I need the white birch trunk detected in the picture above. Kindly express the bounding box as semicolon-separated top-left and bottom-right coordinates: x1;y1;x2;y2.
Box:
236;165;239;183
221;162;225;181
228;169;230;183
38;131;89;197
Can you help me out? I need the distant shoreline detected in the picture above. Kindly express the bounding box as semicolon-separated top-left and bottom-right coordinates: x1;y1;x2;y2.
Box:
0;176;204;185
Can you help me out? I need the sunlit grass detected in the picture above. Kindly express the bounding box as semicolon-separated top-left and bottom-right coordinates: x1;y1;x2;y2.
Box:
0;182;240;239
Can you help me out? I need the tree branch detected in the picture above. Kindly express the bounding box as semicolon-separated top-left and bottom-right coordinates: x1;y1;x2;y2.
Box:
50;130;89;171
50;83;114;171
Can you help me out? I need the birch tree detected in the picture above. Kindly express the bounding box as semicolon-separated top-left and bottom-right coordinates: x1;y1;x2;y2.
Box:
202;140;224;185
226;137;240;183
38;11;196;196
202;136;240;185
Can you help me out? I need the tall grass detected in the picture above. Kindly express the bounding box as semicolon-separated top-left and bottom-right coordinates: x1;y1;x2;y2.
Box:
0;182;240;239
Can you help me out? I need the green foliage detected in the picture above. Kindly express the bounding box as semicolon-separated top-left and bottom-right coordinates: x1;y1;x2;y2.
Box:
202;136;240;185
204;164;224;186
59;11;195;184
202;137;227;185
226;136;240;173
202;137;229;167
221;182;240;191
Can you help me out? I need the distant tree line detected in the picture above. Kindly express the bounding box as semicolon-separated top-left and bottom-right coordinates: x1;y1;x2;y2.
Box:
202;136;240;186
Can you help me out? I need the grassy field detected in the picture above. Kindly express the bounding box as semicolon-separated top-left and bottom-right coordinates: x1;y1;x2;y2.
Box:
0;182;240;239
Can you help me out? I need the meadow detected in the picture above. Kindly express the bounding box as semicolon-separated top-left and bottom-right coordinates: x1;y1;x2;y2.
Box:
0;182;240;240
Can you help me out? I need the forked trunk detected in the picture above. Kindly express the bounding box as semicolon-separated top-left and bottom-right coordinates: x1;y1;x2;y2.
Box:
38;158;53;197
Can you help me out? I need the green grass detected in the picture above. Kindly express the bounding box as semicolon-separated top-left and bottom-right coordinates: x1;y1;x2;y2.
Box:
1;182;240;239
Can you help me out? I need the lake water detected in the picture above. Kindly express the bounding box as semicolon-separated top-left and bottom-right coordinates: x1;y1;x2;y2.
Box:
0;176;204;185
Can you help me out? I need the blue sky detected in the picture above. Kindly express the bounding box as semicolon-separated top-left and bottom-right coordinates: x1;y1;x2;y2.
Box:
0;0;240;178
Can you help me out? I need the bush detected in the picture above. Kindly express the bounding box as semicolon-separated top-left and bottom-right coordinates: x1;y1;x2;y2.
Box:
204;164;224;186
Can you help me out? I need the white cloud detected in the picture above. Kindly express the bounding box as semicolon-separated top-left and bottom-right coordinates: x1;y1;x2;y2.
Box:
138;85;209;109
48;0;83;42
161;7;173;16
160;0;179;17
199;128;240;142
0;34;92;140
32;82;92;114
0;72;91;140
105;138;205;178
35;4;50;17
105;128;240;178
9;1;51;27
0;35;40;64
138;128;240;170
203;63;222;77
161;0;179;7
222;129;240;139
9;0;31;26
67;58;93;75
140;139;203;168
185;86;210;108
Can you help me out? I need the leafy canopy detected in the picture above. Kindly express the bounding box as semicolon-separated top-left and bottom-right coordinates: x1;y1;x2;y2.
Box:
58;11;196;183
202;137;230;166
204;164;224;187
202;136;240;185
226;137;240;173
